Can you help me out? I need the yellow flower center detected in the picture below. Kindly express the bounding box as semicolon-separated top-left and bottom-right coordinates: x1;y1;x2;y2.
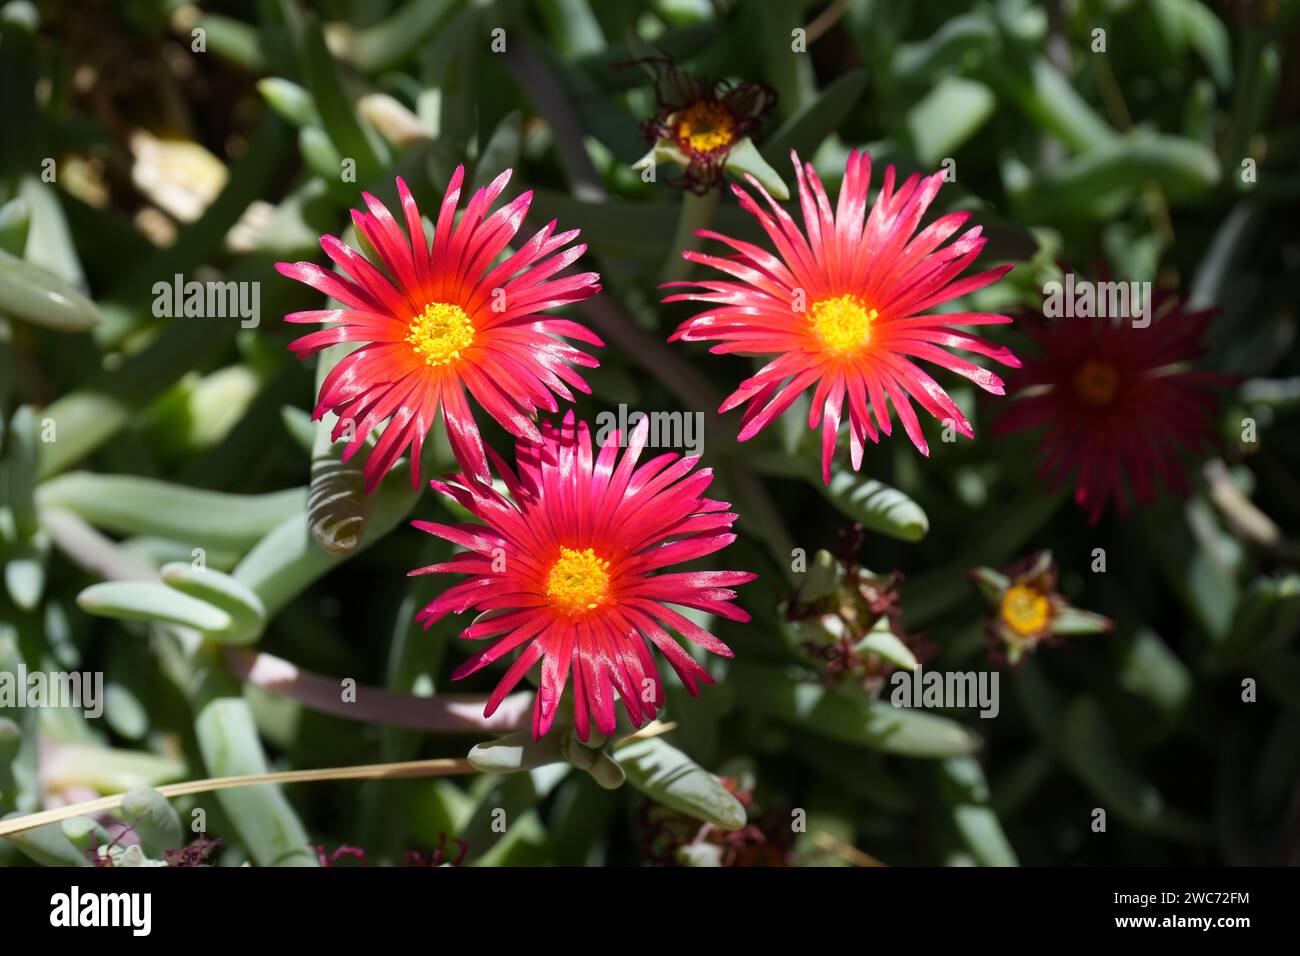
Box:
999;584;1052;637
1073;358;1119;406
546;547;611;615
810;294;877;356
406;302;475;367
675;101;737;154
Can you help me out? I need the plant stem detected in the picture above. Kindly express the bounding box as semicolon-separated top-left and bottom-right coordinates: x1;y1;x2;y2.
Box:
0;758;477;839
223;648;532;733
661;187;719;285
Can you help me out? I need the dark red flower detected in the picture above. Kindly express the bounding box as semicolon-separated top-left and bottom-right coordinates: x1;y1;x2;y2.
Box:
994;281;1226;522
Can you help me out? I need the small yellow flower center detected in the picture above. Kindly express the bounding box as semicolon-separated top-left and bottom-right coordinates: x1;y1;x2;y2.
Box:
1000;584;1052;637
810;294;877;356
546;547;611;615
675;101;737;154
406;302;474;367
1073;358;1119;406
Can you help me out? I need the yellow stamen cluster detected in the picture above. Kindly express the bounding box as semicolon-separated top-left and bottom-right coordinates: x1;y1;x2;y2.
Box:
406;302;475;367
999;584;1052;637
546;547;611;615
1073;358;1119;406
809;294;877;356
675;101;737;154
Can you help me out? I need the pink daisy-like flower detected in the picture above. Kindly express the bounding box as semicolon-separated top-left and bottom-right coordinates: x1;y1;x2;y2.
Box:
410;411;756;740
276;169;603;491
665;149;1020;482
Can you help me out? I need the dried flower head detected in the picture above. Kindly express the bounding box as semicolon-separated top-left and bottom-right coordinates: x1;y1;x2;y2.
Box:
630;56;780;195
971;551;1112;666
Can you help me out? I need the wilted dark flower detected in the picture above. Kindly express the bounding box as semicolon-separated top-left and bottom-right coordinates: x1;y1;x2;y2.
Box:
405;834;468;867
310;837;467;867
994;272;1227;523
636;777;792;867
630;56;779;195
971;550;1112;666
784;526;934;694
163;837;223;867
313;843;368;867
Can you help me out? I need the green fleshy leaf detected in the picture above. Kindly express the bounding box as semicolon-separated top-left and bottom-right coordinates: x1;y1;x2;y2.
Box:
1016;663;1203;841
616;737;746;830
296;14;385;182
233;457;430;615
1218;574;1300;664
762;69;867;164
280;405;315;452
993;57;1119;154
307;345;370;556
7;406;41;537
1178;0;1232;88
1;819;91;867
350;0;461;74
905;76;994;165
103;681;148;741
0;247;100;332
0;197;30;256
1050;605;1114;635
190;665;317;866
1240;377;1300;408
257;77;320;127
119;787;183;857
298;125;347;192
891;13;997;82
819;469;929;542
3;530;47;611
1118;629;1193;719
77;581;232;636
19;177;84;289
733;663;981;758
0;717;19;793
468;730;566;774
41;744;185;792
721;137;790;199
970;566;1009;604
38;473;305;553
473;110;523;188
160;563;266;646
799;548;842;603
853;625;919;671
938;756;1019;867
1030;132;1221;217
192;13;265;71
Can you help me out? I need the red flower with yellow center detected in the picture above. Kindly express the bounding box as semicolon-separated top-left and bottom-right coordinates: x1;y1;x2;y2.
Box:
994;285;1225;523
664;149;1019;482
411;411;756;740
276;169;602;491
